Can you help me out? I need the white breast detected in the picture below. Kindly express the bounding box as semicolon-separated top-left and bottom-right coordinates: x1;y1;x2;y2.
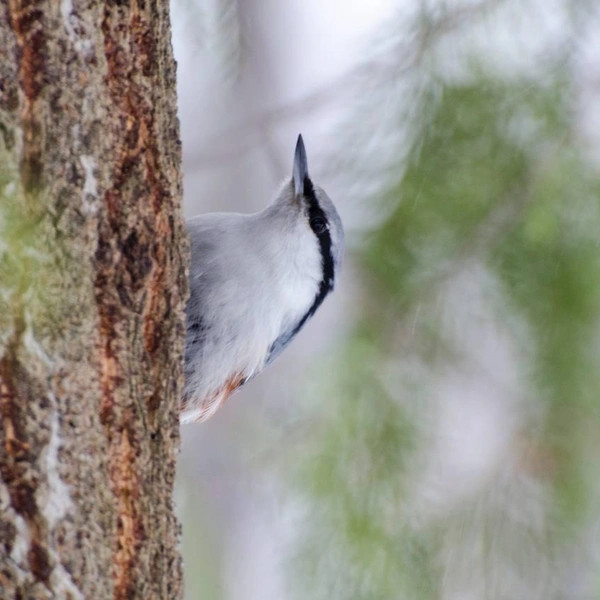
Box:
182;209;322;421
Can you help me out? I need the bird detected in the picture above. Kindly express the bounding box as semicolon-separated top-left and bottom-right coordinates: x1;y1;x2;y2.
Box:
181;135;344;423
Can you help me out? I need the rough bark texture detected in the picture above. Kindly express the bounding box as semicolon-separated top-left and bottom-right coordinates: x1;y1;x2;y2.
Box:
0;1;186;598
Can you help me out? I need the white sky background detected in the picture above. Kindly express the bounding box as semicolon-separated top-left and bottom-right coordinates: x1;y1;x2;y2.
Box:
170;2;600;599
173;0;399;214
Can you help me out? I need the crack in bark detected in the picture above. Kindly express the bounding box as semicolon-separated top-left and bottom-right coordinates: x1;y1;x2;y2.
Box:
0;316;53;588
95;2;183;597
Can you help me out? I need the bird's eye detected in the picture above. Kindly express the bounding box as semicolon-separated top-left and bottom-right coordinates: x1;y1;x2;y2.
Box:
310;216;328;235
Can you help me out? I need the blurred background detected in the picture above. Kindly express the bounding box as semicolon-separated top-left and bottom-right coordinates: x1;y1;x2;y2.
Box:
172;1;600;598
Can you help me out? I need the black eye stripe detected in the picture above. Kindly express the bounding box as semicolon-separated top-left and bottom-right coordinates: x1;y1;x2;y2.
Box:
302;176;335;310
265;176;336;366
310;215;328;235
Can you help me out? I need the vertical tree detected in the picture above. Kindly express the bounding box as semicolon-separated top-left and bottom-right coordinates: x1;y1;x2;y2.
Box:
0;2;186;598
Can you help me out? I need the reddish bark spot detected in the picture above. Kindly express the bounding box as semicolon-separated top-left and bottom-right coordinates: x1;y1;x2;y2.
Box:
28;540;51;583
10;481;38;520
20;27;46;101
7;1;48;192
0;321;29;459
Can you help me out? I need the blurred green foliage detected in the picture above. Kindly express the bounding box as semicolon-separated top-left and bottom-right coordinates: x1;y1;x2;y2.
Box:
287;6;600;600
291;342;439;600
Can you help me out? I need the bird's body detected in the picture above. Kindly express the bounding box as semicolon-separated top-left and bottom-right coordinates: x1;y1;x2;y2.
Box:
182;136;343;423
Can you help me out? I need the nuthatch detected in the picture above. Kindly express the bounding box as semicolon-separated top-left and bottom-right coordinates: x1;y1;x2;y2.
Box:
182;135;343;423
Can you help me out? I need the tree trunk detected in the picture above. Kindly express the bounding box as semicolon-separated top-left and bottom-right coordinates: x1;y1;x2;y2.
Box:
0;1;186;598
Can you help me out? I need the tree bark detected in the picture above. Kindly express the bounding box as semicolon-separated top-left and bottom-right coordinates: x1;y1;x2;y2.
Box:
0;1;186;598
